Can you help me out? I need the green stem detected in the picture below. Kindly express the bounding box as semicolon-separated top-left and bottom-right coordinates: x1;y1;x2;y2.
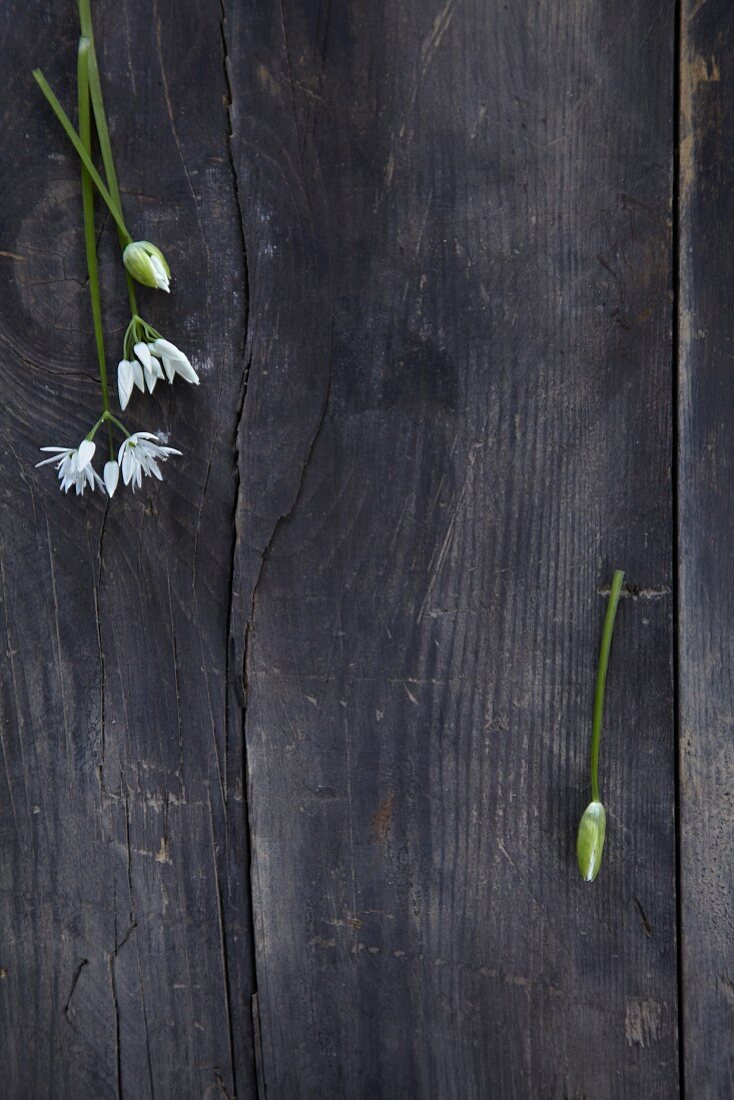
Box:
104;411;131;438
32;68;131;244
76;0;138;318
78;39;114;458
125;272;139;317
85;413;106;441
590;569;625;802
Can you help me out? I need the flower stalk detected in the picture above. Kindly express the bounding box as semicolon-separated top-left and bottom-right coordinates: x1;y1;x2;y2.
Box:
589;569;624;804
577;568;625;882
78;37;113;457
76;0;140;317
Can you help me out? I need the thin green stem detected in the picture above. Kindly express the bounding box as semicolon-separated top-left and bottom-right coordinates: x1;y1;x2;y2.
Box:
104;411;131;438
32;68;131;244
590;569;625;803
86;413;106;441
78;39;114;458
77;0;137;320
125;272;139;317
77;0;120;204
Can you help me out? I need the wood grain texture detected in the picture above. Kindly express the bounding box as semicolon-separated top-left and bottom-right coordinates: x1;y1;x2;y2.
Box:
0;1;256;1096
679;2;734;1096
229;1;679;1097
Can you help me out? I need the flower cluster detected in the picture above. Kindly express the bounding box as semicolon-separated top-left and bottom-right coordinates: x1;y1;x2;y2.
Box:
117;317;199;410
33;1;199;499
36;433;180;498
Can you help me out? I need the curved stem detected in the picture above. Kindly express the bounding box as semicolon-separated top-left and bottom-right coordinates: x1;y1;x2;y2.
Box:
78;39;114;458
103;411;131;438
32;68;131;244
590;569;625;802
86;413;106;441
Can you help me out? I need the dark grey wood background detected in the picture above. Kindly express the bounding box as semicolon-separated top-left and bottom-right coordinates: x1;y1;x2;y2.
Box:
0;0;729;1096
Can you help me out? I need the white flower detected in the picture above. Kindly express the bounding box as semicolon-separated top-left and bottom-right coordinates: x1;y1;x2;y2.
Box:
122;240;171;292
36;439;103;495
149;339;199;386
118;432;181;491
117;358;144;409
103;460;119;497
133;342;164;392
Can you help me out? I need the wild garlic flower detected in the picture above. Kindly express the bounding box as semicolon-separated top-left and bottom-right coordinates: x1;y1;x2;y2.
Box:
133;342;164;393
118;432;181;491
36;439;103;495
118;330;199;410
117;358;144;409
103;460;120;497
123;241;170;292
148;339;199;386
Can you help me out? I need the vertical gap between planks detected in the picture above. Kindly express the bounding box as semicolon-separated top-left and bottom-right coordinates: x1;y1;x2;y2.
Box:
672;0;686;1096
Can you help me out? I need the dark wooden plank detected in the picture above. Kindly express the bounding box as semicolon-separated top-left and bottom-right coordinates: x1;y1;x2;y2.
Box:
0;1;255;1096
230;1;678;1096
679;3;734;1095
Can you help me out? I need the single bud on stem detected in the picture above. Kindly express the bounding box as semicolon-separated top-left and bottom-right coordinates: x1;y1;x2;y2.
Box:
577;800;606;883
123;241;171;292
577;568;624;882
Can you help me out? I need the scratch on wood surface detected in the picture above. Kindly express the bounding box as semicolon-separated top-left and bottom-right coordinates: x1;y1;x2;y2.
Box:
633;897;653;937
597;582;671;600
62;958;88;1027
372;791;395;845
624;998;662;1047
380;0;458;200
400;0;459;140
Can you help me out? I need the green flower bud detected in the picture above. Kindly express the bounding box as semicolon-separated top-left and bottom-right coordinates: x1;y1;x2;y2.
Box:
123;241;170;292
576;800;606;882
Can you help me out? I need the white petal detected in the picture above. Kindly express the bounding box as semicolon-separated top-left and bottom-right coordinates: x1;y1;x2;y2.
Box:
175;358;199;385
162;356;176;383
152;338;183;360
36;451;70;468
149;255;170;292
134;342;153;371
77;439;95;470
103;461;119;497
132;359;145;391
122;450;134;485
118;360;134;410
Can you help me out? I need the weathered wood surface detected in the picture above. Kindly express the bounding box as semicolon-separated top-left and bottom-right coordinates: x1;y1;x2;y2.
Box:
679;3;734;1097
229;1;678;1097
0;0;255;1096
4;0;722;1096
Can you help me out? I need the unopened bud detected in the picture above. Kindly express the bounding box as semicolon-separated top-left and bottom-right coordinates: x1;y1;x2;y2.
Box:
576;800;606;882
123;240;170;292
